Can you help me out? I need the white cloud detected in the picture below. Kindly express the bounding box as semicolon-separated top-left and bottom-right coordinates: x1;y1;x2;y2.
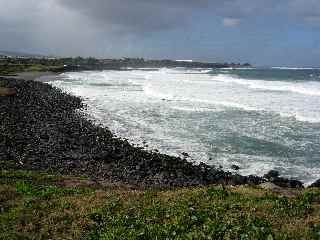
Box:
223;18;241;27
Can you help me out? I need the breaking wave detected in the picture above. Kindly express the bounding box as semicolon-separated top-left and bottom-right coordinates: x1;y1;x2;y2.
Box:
47;67;320;184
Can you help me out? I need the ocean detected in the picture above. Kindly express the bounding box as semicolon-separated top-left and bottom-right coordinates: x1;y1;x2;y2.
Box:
47;67;320;185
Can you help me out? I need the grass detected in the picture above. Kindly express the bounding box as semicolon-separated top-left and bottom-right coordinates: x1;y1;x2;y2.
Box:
0;63;63;75
0;167;320;239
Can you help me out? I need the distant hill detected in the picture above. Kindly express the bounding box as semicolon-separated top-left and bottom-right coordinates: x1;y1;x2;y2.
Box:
0;50;47;58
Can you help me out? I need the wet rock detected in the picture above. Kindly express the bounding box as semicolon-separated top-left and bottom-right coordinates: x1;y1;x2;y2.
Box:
263;170;303;188
231;164;240;171
206;168;225;182
263;170;280;180
228;174;247;185
309;179;320;188
246;175;265;185
271;177;303;188
181;152;189;157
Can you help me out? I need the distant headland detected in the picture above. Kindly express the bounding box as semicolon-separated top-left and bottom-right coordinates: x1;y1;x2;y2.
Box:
0;51;251;76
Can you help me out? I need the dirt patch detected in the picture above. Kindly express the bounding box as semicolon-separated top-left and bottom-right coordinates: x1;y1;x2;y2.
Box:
0;87;16;96
57;179;97;188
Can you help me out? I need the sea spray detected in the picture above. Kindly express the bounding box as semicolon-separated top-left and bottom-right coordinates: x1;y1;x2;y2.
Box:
48;67;320;184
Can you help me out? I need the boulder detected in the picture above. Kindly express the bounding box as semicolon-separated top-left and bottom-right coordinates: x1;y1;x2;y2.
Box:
309;179;320;188
272;177;303;188
181;152;189;157
246;175;264;185
263;170;303;188
263;170;279;179
231;164;240;171
228;174;247;185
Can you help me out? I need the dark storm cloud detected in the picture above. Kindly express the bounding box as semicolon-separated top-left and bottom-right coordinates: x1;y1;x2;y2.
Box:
56;0;276;30
0;0;319;65
0;1;105;55
57;0;211;32
55;0;320;33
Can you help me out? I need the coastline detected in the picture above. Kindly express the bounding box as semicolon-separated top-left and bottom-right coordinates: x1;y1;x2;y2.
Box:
1;73;316;188
0;76;252;187
2;73;320;239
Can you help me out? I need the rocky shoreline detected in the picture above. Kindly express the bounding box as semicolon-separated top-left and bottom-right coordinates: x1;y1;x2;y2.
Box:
0;76;316;188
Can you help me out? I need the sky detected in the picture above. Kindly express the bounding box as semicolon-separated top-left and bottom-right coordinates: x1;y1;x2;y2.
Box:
0;0;320;66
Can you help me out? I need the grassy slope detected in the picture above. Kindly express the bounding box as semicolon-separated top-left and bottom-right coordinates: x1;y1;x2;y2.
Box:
0;63;62;75
1;161;320;240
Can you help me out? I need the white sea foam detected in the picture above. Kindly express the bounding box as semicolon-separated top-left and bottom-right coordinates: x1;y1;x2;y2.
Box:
271;67;320;70
212;74;320;96
143;81;258;111
56;69;320;124
279;113;320;123
211;153;320;186
221;67;256;70
48;68;320;184
170;106;224;113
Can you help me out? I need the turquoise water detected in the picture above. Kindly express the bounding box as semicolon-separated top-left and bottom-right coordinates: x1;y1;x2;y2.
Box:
48;67;320;185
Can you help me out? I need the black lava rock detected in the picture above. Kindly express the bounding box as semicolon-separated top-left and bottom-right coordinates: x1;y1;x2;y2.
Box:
271;177;303;188
262;170;302;188
263;170;280;179
310;179;320;188
181;152;190;157
231;164;240;171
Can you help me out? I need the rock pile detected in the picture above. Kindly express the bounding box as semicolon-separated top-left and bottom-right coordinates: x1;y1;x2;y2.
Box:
0;77;307;188
310;179;320;188
263;170;303;188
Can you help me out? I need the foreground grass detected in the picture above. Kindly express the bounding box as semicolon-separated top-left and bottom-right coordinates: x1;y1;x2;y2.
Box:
1;167;320;239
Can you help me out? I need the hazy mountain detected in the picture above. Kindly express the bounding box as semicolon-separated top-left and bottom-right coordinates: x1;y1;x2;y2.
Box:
0;50;47;58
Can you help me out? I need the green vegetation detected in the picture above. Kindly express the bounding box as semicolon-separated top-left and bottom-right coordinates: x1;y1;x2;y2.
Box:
0;58;65;75
1;166;320;239
0;56;250;76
